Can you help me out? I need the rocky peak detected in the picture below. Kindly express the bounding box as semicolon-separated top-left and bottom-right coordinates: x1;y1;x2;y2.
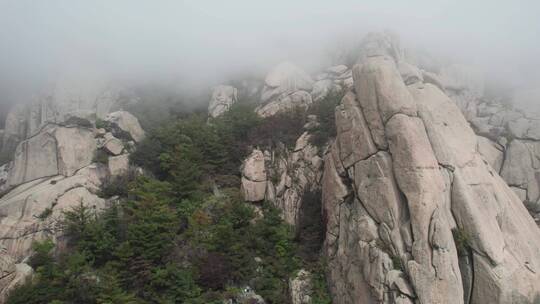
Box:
0;88;145;299
321;33;540;304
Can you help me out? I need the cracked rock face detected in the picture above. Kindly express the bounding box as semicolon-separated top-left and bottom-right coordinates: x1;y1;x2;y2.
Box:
256;62;314;117
432;62;540;223
241;149;267;202
322;46;540;303
290;269;313;304
6;125;96;190
1;85;135;161
104;111;146;143
312;65;353;102
208;85;238;118
0;108;145;299
240;131;323;226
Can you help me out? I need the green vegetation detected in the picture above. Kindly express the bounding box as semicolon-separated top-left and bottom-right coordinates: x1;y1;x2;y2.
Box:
391;255;403;271
93;150;109;165
36;207;53;220
310;261;332;304
8;101;332;304
308;91;343;150
95;118;108;130
452;227;471;256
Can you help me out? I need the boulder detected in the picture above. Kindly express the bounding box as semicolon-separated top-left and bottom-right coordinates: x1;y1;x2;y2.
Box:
256;90;312;118
290;270;312;304
261;62;313;103
311;79;341;102
105;111;145;142
398;61;423;85
208;85;238;118
241;149;267;202
108;154;130;177
103;133;124;155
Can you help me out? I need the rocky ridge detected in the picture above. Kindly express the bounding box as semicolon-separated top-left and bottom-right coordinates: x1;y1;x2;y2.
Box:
0;92;144;300
230;32;540;303
0;30;538;303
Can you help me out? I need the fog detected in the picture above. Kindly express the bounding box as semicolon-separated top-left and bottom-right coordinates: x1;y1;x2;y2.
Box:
1;0;539;110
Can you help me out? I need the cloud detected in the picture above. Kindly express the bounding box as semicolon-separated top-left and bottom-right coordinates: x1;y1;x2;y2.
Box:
0;0;538;106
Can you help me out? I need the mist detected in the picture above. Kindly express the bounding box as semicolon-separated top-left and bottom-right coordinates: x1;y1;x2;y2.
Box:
1;0;539;110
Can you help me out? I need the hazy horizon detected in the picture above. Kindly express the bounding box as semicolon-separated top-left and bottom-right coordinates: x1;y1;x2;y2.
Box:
1;0;539;109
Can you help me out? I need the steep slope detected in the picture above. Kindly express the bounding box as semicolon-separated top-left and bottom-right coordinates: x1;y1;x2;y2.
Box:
0;100;144;300
322;34;540;304
439;67;540;224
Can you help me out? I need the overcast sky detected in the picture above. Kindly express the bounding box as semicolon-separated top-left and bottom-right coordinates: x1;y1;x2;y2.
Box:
0;0;539;106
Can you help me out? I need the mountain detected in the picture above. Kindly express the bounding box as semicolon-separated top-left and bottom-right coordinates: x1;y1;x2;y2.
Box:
0;32;539;304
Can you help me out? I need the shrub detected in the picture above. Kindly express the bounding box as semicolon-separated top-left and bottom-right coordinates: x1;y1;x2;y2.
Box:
196;252;232;290
247;109;306;149
391;255;403;271
308;91;343;149
93;150;109;164
99;168;139;198
36;207;53;220
452;227;471;256
95;118;108;130
296;189;325;262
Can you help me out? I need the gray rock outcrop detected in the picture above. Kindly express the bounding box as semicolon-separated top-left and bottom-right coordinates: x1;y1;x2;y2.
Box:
312;65;353;102
431;62;540;223
0;105;145;299
241;149;267;202
0;85;136;162
104;111;145;143
240;131;323;226
290;269;313;304
6;125;96;189
321;38;540;304
256;62;314;117
208;85;238;118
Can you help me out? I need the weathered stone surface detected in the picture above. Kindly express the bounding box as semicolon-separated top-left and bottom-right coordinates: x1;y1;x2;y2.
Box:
256;90;312;118
240;129;323;226
335;92;377;168
476;136;504;172
501;140;540;206
311;79;341;102
398;61;423;85
1;263;32;301
103;133;124;155
6;125;96;189
421;70;444;90
261;62;313;104
322;35;540;304
0;103;143;298
108;154;130;177
0;83;134;160
0;168;106;258
241;149;267;202
290;269;312;304
208;85;238;118
353;55;416;149
105;111;145;142
411;83;477;168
